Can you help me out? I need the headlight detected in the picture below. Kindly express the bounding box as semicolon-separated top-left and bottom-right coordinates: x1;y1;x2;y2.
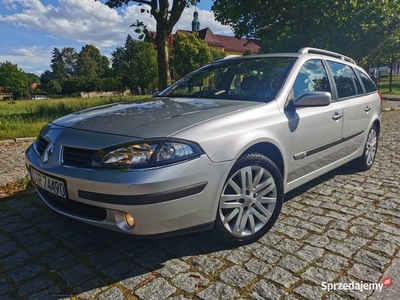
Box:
91;139;203;169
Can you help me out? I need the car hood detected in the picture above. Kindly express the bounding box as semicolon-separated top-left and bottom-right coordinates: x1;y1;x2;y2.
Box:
51;97;262;138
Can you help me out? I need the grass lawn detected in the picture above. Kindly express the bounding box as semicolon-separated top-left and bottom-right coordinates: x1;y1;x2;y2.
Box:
0;95;151;140
377;75;400;94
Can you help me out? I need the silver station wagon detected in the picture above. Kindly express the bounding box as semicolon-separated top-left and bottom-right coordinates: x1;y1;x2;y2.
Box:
26;48;381;245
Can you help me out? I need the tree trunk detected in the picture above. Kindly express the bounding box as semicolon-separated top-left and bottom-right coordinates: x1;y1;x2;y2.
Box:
389;52;394;92
155;25;171;90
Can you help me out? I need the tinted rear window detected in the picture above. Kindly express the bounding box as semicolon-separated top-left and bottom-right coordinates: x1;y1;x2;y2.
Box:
355;69;377;93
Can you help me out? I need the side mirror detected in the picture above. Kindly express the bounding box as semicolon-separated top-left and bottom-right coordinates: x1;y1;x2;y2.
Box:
293;91;332;107
152;92;160;97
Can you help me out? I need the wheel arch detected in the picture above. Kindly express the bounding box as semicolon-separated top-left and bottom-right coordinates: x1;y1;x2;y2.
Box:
241;142;285;180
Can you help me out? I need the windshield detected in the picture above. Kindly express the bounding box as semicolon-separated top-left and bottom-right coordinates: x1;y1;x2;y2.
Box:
159;56;296;102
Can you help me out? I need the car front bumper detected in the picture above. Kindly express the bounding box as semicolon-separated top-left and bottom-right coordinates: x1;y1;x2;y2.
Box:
25;142;233;236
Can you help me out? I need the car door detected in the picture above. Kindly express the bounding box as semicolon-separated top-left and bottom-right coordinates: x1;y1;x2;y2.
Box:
285;59;343;183
326;61;372;156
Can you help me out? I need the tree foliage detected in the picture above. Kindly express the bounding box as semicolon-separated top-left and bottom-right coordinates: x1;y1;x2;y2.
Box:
0;61;26;98
212;0;400;64
76;45;110;78
102;0;198;89
171;32;213;76
111;36;158;94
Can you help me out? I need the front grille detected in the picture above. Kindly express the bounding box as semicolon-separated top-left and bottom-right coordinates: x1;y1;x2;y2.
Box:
36;136;49;156
62;146;96;168
39;189;107;221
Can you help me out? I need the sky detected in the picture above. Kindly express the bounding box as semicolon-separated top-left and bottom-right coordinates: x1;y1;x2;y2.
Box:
0;0;234;76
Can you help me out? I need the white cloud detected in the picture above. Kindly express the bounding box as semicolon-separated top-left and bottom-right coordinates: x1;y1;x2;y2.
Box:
0;46;52;75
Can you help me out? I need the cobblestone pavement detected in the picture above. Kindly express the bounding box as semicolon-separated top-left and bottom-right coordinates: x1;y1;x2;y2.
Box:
1;110;400;300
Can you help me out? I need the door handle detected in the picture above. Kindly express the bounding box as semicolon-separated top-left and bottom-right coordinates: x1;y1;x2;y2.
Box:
332;112;342;121
365;106;371;112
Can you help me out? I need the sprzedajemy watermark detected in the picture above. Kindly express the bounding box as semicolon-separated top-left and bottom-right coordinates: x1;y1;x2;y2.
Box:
322;277;393;293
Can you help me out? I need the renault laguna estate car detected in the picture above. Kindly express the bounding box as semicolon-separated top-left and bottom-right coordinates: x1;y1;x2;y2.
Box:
26;48;381;245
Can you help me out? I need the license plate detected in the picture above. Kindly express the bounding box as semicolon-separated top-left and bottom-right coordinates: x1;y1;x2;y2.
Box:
29;167;67;199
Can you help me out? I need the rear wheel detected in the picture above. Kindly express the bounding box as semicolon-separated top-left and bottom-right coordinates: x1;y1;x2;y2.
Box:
213;153;283;245
353;124;379;171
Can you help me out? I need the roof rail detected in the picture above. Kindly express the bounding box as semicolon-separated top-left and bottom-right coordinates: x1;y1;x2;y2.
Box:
298;47;356;65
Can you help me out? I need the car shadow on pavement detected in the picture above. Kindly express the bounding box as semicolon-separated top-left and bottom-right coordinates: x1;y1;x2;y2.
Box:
0;162;363;298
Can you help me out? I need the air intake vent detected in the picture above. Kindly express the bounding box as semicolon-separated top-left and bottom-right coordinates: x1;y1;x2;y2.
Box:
36;136;49;156
62;146;96;168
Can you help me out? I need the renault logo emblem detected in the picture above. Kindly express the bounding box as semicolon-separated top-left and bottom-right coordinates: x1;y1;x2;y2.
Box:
42;143;55;163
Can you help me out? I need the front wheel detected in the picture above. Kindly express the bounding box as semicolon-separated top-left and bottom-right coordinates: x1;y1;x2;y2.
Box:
353;124;379;171
213;153;283;245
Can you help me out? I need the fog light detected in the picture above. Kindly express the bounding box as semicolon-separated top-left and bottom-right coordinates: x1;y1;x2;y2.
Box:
125;213;135;227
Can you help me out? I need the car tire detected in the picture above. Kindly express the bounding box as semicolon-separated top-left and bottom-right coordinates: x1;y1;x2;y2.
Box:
353;124;379;171
213;153;283;245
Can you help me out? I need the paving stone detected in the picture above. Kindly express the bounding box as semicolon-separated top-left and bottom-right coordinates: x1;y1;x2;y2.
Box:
293;284;324;299
196;282;240;300
377;223;400;235
73;278;108;299
353;249;390;271
226;250;251;265
305;235;330;247
135;249;167;269
273;223;308;239
1;250;30;269
326;229;347;239
244;258;271;275
17;277;52;297
0;242;17;258
18;233;48;247
101;260;137;280
58;265;94;286
325;240;359;257
119;268;151;290
279;255;308;273
0;280;12;295
251;280;285;300
329;220;351;231
252;246;282;263
258;232;282;245
219;265;256;288
301;266;337;285
296;245;325;262
298;221;325;233
88;251;124;268
166;243;199;260
9;264;44;282
27;286;63;300
192;255;224;275
347;263;382;282
368;240;396;256
281;217;301;226
135;278;176;300
273;239;302;253
168;295;191;300
309;215;333;225
351;217;377;227
318;254;349;272
157;259;190;278
349;225;377;238
29;241;57;255
374;232;400;246
95;287;124;300
172;272;209;293
266;266;299;288
346;236;369;247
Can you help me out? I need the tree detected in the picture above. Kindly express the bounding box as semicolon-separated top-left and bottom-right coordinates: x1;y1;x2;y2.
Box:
171;32;212;76
101;0;198;90
48;80;62;97
50;48;66;79
0;61;26;99
111;37;158;94
212;0;400;63
211;48;226;61
76;44;110;78
40;70;53;85
61;47;78;76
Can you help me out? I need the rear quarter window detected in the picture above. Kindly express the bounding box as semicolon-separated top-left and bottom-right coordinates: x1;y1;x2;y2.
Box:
355;69;377;93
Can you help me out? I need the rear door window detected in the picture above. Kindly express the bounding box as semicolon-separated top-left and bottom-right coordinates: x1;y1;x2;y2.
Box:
355;69;378;93
327;61;358;98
